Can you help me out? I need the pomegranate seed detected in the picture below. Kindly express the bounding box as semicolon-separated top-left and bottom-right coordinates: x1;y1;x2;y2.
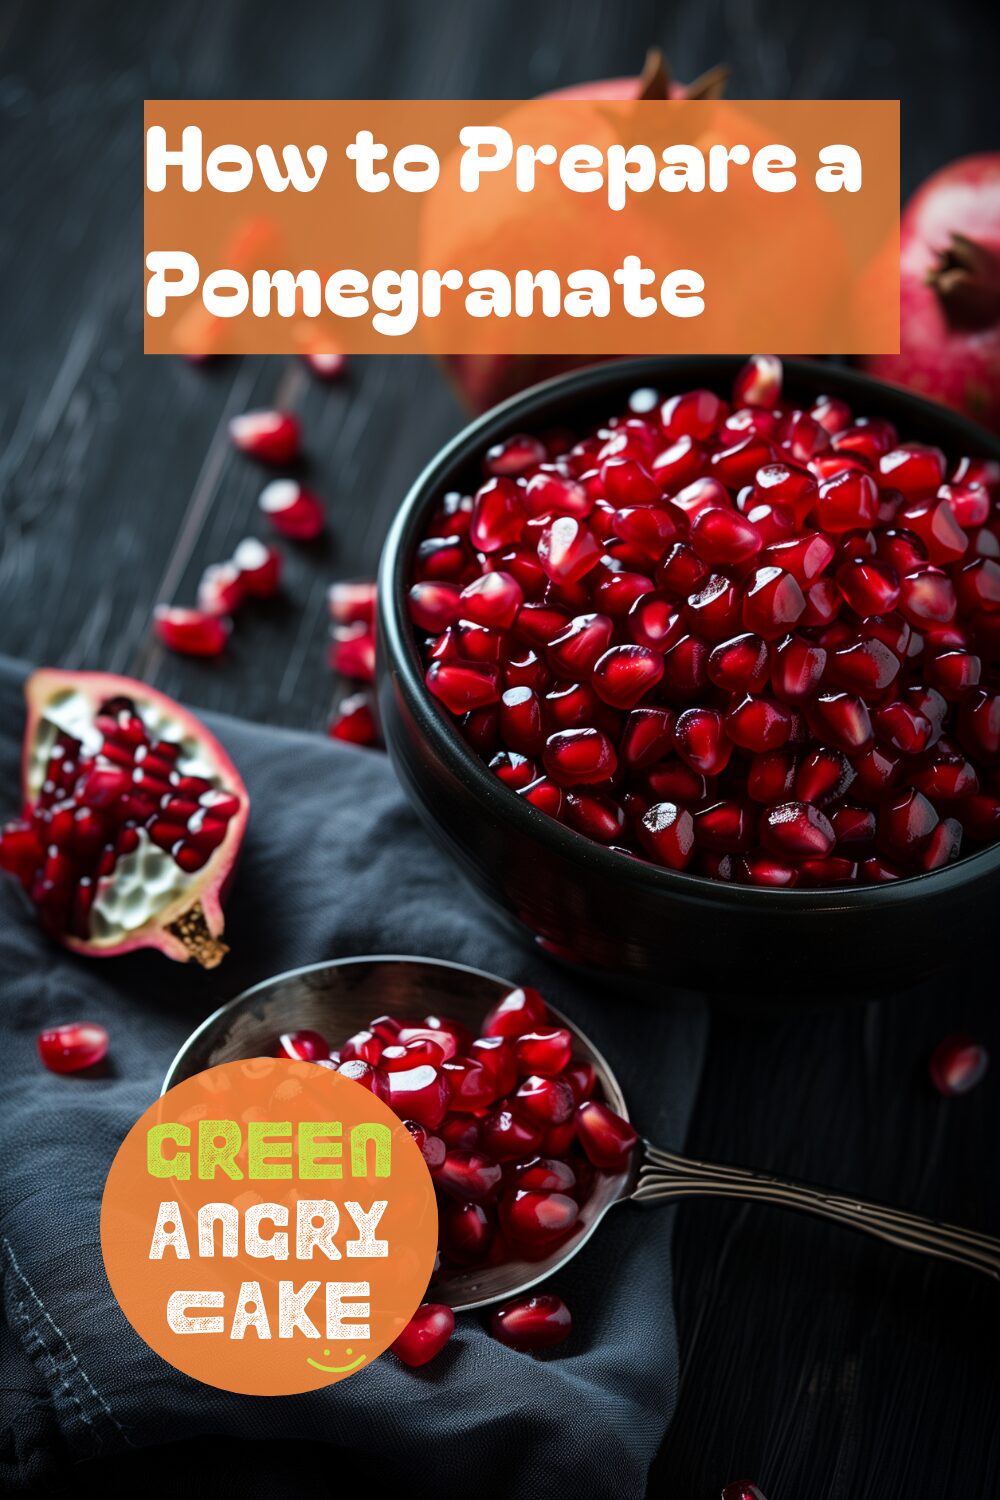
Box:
517;1157;577;1191
827;637;900;695
809;693;873;752
879;788;939;856
408;581;463;633
748;748;797;802
733;354;782;409
471;477;526;553
229;408;300;464
391;1303;455;1367
639;801;696;869
929;1034;989;1096
754;462;818;524
327;579;376;626
771;636;827;702
330;626;376;682
481;1107;545;1161
505;1189;579;1245
738;851;800;886
385;1063;448;1129
233;537;282;597
564;791;624;843
620;707;675;770
538;516;600;584
690;507;762;566
515;1028;573;1077
482;986;548;1038
277;1029;329;1062
543;728;617;785
439;1199;493;1262
434;1150;502;1202
592;645;664;710
515;1075;575;1125
485;432;546;477
675;708;732;775
795;747;855;805
426;661;499;713
197;561;244;616
742;567;806;638
491;1294;573;1351
37;1021;108;1074
653;434;706;489
576;1100;638;1170
336;1059;390;1103
461;571;524;629
153;606;229;657
305;351;348;379
761;801;836;858
725;696;793;753
661;388;727;440
601;456;661;505
694;800;751;852
524;469;592;518
927;651;981;700
258;478;325;539
879;444;946;499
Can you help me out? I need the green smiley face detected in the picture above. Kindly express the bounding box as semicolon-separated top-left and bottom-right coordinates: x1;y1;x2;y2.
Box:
306;1346;367;1374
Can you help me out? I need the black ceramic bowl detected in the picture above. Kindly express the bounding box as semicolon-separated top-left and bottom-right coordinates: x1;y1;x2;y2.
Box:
377;357;1000;1003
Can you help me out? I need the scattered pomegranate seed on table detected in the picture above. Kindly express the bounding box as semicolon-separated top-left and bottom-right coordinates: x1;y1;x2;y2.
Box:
929;1034;989;1095
270;984;636;1363
391;1303;456;1367
258;478;326;540
490;1293;573;1351
37;1021;109;1073
153;605;230;657
409;356;1000;885
231;537;282;598
228;408;301;464
328;691;379;747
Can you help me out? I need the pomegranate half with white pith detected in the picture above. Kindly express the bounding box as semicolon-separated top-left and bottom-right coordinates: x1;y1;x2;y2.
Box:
0;670;248;966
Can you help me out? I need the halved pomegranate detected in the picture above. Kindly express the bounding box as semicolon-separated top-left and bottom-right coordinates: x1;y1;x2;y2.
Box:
0;669;248;967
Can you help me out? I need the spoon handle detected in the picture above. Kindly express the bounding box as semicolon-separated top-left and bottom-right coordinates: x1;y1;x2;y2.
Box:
633;1145;1000;1280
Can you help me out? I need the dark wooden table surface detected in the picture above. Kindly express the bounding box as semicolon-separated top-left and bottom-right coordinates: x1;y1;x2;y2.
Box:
2;2;998;1496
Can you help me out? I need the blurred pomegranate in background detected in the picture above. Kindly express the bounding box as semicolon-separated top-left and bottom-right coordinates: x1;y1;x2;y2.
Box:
863;154;1000;434
440;51;729;414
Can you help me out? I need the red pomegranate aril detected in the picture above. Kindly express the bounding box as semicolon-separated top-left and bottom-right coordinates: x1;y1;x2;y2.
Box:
506;1189;579;1247
336;1058;390;1102
153;606;229;657
675;707;732;775
685;574;741;642
879;444;946;499
515;1028;573;1077
546;612;614;678
391;1303;455;1367
955;558;1000;613
809;693;873;752
485;432;546;477
37;1021;108;1073
628;594;683;654
197;561;244;617
747;748;797;802
443;1056;498;1113
771;636;827;702
690;507;762;566
639;801;696;869
927;651;981;699
482;986;548;1038
385;1064;448;1129
434;1150;503;1203
481;1107;545;1161
543;728;617;786
524;468;592;519
753;462;818;525
233;537;282;598
564;790;625;843
519;775;564;818
961;794;1000;842
537;516;600;585
761;801;836;858
439;1114;481;1152
900;567;957;625
258;478;325;540
899;498;967;566
958;689;1000;760
707;633;771;694
439;1199;494;1262
827;637;900;695
725;695;793;753
763;530;834;584
661;387;727;440
817;470;880;533
470;477;526;554
694;799;752;852
795;747;855;805
490;750;537;790
426;660;500;714
516;1157;577;1193
229;408;300;464
620;707;675;770
742;567;806;639
277;1028;330;1062
879;788;939;857
328;579;376;627
463;574;526;636
576;1100;638;1171
661;635;710;698
734;354;782;409
515;1074;576;1126
600;456;661;505
613;504;682;560
929;1034;989;1096
499;687;545;754
329;691;378;747
711;435;776;488
738;851;800;886
836;558;901;616
644;761;707;803
652;433;706;490
408;581;463;633
491;1293;572;1352
920;817;963;870
592;645;664;710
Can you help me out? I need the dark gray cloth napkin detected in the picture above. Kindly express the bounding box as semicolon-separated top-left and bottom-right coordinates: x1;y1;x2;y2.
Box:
0;655;706;1498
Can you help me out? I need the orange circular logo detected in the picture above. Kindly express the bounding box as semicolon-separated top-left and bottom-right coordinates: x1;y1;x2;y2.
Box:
101;1059;438;1395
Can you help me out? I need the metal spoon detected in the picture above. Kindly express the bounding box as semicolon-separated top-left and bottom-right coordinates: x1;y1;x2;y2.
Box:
163;956;1000;1307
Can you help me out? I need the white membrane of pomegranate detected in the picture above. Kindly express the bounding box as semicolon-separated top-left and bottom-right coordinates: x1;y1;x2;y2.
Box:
29;687;225;945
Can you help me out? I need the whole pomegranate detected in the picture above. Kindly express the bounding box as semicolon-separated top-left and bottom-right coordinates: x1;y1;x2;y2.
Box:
440;51;728;414
864;154;1000;434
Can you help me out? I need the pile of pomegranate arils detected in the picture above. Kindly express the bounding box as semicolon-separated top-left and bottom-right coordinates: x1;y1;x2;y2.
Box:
277;983;637;1359
408;356;1000;885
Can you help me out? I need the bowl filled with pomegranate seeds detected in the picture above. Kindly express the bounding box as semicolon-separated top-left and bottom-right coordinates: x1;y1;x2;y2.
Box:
164;956;637;1339
377;357;1000;1000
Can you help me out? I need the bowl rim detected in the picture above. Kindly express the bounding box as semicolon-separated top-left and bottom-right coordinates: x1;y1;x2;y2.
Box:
378;355;1000;911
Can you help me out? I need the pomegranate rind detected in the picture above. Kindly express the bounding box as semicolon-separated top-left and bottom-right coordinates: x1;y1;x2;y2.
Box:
22;669;249;967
